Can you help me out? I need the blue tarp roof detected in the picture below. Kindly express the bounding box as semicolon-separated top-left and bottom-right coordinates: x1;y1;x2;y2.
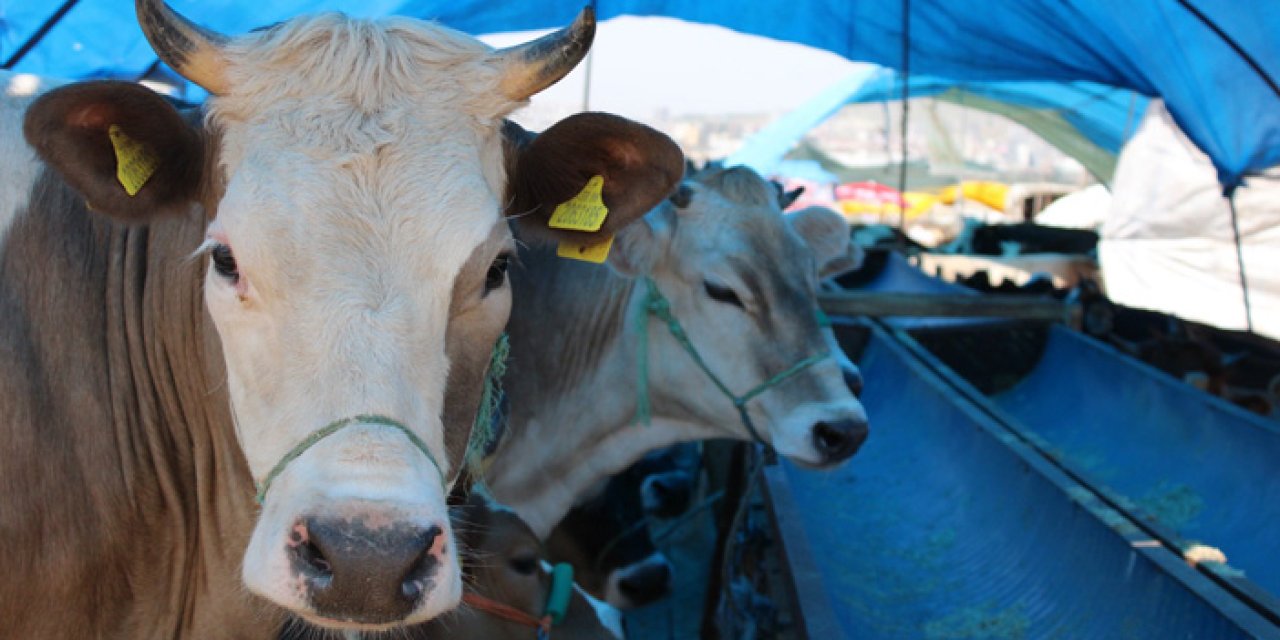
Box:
4;1;1276;190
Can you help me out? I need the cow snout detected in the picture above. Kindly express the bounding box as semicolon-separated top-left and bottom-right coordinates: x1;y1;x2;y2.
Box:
641;470;694;519
812;418;868;464
290;517;445;624
614;556;672;608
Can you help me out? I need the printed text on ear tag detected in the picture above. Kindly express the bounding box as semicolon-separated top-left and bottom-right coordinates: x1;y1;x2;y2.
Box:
548;175;609;232
557;234;614;263
108;125;159;197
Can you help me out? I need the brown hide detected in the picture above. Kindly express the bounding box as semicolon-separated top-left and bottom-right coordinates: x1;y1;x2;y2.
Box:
0;168;275;637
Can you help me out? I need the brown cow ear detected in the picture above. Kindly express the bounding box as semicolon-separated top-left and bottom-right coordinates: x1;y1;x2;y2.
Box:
23;81;204;223
503;112;684;245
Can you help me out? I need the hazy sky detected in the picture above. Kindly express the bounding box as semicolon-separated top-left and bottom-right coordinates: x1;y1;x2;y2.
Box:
481;16;867;121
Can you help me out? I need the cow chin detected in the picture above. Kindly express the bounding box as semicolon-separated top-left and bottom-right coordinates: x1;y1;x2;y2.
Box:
240;430;462;630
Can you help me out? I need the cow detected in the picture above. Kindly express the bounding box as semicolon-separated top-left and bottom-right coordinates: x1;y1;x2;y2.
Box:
0;2;682;636
545;444;702;608
281;490;625;639
482;165;869;542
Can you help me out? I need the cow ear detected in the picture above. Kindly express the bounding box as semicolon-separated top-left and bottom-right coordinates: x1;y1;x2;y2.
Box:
503;112;684;245
787;206;860;278
780;186;805;210
23;81;204;223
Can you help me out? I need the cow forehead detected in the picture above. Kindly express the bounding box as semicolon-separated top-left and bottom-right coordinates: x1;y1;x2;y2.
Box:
200;12;516;275
683;188;812;276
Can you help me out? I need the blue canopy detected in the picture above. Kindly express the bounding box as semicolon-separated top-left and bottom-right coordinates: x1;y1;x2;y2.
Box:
4;0;1276;190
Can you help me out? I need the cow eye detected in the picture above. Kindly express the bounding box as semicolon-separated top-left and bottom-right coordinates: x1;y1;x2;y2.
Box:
484;254;511;295
509;553;538;576
211;244;239;283
703;281;744;309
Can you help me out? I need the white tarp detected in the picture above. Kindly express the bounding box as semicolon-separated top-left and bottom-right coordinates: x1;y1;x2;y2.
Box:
1101;100;1280;339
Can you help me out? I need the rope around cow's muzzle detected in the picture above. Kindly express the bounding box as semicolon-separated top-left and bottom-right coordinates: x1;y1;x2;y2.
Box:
633;277;829;449
254;414;445;505
253;334;511;505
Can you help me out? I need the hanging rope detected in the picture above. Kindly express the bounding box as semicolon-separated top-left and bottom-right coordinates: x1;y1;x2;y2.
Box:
1226;194;1254;333
896;0;912;238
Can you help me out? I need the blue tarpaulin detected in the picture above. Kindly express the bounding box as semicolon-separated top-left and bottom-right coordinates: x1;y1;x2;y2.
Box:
3;0;1277;189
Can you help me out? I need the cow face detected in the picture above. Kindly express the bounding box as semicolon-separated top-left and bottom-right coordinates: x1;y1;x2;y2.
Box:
608;167;869;467
23;2;680;632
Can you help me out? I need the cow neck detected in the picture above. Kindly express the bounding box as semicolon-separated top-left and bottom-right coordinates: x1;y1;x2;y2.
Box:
104;201;270;634
492;243;717;538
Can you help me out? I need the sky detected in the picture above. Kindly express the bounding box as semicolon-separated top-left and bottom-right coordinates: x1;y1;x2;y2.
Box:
480;16;868;121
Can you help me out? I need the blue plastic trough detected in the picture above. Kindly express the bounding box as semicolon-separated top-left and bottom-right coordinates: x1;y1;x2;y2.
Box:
994;325;1280;612
765;324;1280;638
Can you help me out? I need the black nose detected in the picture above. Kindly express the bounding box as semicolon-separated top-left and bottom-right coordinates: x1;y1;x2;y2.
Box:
642;471;694;518
842;365;864;398
291;517;442;624
616;559;672;607
812;418;869;463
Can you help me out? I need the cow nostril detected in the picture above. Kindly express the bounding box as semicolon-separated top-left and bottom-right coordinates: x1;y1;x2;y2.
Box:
400;526;442;601
293;539;333;586
618;561;672;604
812;419;869;462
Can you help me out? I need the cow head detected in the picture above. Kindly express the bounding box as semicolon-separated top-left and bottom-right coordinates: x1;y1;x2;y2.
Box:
607;166;868;466
22;1;680;631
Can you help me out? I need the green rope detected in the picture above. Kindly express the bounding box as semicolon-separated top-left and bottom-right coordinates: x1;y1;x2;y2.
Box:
635;288;654;426
253;335;511;505
254;414;443;505
633;277;829;447
465;333;510;480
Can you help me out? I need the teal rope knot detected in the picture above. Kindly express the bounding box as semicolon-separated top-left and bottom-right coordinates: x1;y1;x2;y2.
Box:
254;414;443;505
632;276;829;449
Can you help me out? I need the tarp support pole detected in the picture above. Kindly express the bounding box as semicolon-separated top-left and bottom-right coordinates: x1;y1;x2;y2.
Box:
1227;192;1254;333
896;0;912;238
3;0;81;70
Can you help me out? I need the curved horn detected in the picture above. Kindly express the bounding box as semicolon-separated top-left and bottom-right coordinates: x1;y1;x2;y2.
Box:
495;6;596;101
136;0;230;95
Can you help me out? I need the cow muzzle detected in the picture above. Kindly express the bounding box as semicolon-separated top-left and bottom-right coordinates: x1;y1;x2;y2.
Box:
242;419;460;629
290;516;445;625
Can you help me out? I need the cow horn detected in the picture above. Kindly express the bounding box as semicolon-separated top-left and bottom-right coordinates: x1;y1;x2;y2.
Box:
135;0;230;95
495;6;596;101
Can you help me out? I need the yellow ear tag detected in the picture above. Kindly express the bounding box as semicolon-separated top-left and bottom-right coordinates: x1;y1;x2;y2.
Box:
557;234;614;264
107;124;159;197
548;175;609;232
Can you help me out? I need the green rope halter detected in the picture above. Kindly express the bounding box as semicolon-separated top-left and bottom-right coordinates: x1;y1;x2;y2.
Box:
254;414;443;505
253;334;511;505
633;277;829;448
